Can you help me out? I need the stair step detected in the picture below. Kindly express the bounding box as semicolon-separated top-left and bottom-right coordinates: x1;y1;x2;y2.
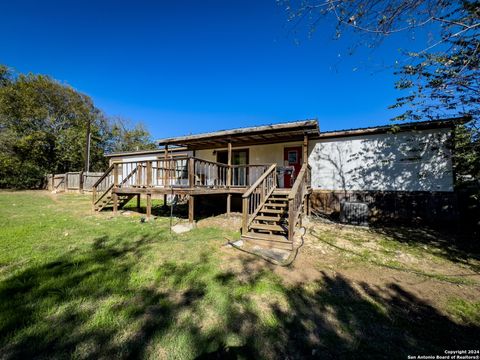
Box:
243;231;290;242
270;194;288;199
241;232;292;250
273;189;290;195
255;215;280;222
264;202;287;208
250;223;286;232
260;208;286;214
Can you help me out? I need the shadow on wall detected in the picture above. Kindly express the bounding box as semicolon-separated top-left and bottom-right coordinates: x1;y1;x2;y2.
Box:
310;129;459;226
0;233;478;359
311;129;452;193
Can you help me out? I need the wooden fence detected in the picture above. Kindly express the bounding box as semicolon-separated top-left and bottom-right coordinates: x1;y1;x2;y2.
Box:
46;172;104;192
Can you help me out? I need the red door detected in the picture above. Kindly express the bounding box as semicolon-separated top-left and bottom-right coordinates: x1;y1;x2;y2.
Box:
283;147;302;188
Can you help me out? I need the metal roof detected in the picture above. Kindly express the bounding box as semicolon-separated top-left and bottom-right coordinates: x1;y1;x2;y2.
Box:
317;117;471;140
156;119;320;149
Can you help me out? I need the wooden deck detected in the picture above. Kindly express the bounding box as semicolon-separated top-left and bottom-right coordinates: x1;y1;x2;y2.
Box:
92;156;311;249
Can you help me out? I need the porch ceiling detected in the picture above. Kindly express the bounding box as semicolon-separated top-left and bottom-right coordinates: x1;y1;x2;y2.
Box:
157;119;320;150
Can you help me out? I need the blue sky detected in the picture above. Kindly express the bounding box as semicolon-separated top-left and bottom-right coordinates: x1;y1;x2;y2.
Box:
0;0;427;138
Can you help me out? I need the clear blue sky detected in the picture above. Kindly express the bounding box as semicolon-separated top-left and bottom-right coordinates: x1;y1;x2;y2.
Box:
0;0;425;138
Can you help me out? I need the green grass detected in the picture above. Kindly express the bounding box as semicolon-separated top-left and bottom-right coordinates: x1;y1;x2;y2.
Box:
447;298;480;325
0;191;479;359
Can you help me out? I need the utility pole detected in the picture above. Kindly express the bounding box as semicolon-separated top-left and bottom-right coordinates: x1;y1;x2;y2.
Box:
84;119;91;172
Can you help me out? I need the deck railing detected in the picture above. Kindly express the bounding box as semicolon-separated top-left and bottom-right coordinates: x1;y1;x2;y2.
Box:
241;164;277;234
287;163;311;241
193;158;229;187
92;157;275;207
232;164;269;187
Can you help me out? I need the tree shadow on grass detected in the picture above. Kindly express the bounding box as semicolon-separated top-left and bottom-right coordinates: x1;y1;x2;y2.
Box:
369;225;480;272
0;235;478;359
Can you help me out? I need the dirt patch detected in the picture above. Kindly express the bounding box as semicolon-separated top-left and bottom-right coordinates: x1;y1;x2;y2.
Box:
219;218;480;321
196;213;242;231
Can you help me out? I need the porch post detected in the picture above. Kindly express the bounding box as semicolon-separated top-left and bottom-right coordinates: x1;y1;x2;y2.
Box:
188;157;195;188
303;134;308;164
227;140;232;218
227;140;232;187
164;145;169;187
163;145;169;207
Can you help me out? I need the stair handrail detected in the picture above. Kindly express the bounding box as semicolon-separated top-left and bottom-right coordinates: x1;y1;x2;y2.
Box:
92;162;139;208
242;164;277;234
92;164;114;189
287;163;311;241
92;164;115;207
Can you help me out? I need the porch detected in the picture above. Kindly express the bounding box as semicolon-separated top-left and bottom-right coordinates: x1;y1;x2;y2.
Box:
93;120;319;247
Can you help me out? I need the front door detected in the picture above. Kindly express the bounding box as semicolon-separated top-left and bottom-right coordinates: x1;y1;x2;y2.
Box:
283;146;302;188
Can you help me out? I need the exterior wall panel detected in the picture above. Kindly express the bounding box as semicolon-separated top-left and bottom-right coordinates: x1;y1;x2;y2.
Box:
308;129;453;192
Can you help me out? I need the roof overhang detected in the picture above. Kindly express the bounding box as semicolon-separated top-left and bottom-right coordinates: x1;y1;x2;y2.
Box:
157;119;320;150
318;116;472;140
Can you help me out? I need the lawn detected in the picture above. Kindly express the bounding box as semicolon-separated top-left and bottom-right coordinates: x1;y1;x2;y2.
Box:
0;191;479;359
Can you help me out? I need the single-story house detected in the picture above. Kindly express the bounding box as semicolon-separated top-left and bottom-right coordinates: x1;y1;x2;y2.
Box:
95;117;468;247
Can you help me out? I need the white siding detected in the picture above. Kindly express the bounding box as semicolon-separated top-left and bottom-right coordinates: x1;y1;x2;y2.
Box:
308;129;453;192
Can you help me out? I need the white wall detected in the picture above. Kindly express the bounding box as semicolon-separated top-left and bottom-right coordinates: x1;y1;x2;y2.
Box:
308;128;453;192
195;141;303;165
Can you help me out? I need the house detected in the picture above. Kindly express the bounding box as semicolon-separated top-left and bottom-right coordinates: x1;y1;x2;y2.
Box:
105;147;191;165
94;117;468;247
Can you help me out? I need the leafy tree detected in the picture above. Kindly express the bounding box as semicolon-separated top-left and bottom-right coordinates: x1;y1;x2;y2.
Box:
280;0;479;183
105;118;157;154
0;66;155;188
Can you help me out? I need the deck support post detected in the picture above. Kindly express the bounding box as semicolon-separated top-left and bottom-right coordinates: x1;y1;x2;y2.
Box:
303;134;308;164
136;194;141;210
188;195;195;223
242;197;248;234
146;193;152;220
113;192;118;215
226;194;231;217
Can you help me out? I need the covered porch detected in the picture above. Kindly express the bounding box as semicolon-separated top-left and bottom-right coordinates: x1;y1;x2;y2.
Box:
93;120;319;247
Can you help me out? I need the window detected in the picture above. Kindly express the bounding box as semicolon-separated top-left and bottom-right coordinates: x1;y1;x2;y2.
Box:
288;151;298;164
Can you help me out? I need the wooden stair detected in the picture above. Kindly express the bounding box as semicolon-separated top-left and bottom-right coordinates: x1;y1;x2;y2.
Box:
94;193;135;212
241;189;294;250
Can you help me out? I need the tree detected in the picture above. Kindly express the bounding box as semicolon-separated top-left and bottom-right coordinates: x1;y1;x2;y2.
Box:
280;0;479;182
0;65;156;188
105;118;157;154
